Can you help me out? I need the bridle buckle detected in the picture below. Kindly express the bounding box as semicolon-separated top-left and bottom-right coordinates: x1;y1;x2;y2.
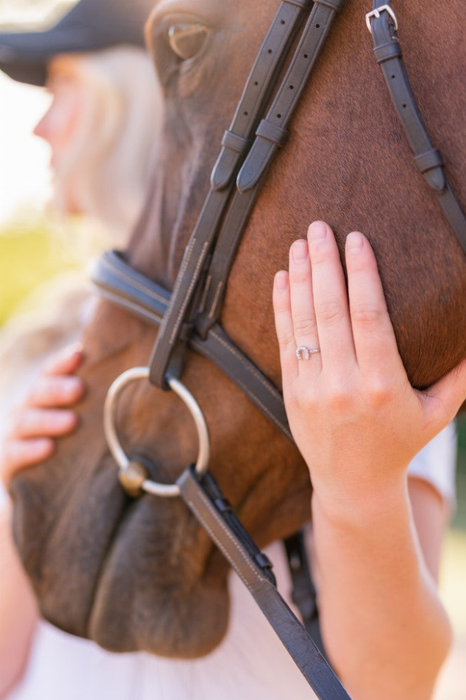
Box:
365;5;398;34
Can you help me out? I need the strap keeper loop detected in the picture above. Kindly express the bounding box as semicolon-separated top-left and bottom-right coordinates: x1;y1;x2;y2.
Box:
214;497;233;514
283;0;313;9
414;149;444;174
179;322;194;342
221;130;251;155
255;552;273;570
374;40;402;64
314;0;345;11
256;119;289;148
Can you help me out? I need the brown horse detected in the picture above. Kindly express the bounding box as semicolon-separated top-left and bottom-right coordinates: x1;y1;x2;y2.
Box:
10;0;466;660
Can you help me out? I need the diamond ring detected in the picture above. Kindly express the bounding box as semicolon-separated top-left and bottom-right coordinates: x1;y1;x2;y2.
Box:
296;346;321;361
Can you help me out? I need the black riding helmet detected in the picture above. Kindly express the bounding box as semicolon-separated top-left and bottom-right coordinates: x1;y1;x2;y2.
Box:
0;0;155;87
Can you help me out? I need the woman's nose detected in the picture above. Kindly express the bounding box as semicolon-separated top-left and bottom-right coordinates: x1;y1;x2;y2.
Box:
33;111;51;141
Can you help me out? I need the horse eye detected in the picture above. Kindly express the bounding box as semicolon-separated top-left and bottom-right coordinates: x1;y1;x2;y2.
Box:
168;23;209;61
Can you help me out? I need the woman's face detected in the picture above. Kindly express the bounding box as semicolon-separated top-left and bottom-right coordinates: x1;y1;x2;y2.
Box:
33;67;86;186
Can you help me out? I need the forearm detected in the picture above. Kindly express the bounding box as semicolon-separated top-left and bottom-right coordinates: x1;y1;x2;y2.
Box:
312;479;452;700
0;502;38;698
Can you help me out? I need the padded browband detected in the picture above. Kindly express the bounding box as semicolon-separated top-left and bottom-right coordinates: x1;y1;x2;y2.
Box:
369;0;466;254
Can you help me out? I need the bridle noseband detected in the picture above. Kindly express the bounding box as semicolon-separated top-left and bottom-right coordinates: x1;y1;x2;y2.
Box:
93;2;466;697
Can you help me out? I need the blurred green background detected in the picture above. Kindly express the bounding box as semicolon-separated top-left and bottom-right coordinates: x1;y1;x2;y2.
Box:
0;220;78;326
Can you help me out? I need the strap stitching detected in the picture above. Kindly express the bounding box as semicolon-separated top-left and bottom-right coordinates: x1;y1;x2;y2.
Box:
100;255;168;306
99;290;163;326
169;240;209;346
154;0;314;373
200;341;292;441
207;281;224;319
183;484;264;588
211;330;283;401
185;498;252;590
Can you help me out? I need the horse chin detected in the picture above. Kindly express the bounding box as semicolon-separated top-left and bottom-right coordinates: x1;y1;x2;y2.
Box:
11;451;231;660
85;500;232;658
88;570;230;659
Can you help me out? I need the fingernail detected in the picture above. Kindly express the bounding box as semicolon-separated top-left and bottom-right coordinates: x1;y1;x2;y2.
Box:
64;377;84;395
64;342;83;357
57;411;77;428
35;438;55;455
346;232;364;252
309;221;328;242
275;271;288;290
291;240;308;262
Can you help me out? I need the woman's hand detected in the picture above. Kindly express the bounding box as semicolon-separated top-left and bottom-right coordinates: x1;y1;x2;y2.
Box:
273;221;466;516
1;344;85;488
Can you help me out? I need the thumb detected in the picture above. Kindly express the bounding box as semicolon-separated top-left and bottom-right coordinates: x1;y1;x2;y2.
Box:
423;357;466;428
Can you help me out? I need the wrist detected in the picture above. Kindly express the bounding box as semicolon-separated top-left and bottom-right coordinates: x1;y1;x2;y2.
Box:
311;473;410;531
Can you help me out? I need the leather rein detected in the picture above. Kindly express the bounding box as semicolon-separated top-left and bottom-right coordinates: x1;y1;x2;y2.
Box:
92;2;466;697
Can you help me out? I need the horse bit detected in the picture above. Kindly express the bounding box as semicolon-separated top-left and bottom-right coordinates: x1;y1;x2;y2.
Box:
93;2;466;697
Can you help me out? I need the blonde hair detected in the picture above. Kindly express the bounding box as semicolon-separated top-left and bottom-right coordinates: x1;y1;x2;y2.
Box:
47;46;163;247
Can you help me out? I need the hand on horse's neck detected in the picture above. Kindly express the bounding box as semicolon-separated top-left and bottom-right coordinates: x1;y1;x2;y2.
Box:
133;0;466;391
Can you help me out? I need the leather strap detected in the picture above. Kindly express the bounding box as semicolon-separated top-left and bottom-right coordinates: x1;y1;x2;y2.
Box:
237;0;344;194
148;1;345;386
212;0;314;191
177;465;351;699
93;255;335;684
368;1;466;254
284;531;326;655
148;1;314;388
93;7;464;693
92;251;293;442
197;0;344;336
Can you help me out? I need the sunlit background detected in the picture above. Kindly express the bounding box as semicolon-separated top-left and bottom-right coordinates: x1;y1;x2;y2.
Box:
0;0;75;222
0;2;464;698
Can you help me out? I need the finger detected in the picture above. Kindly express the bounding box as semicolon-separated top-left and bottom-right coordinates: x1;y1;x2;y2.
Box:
422;357;466;429
288;239;321;373
346;232;405;379
308;221;356;375
273;271;298;381
11;408;78;440
1;438;54;486
28;376;85;408
43;343;84;377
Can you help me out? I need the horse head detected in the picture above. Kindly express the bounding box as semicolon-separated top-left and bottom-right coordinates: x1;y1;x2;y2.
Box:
10;0;466;660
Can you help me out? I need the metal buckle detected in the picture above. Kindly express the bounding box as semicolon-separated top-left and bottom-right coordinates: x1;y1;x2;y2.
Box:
365;5;398;34
104;367;210;498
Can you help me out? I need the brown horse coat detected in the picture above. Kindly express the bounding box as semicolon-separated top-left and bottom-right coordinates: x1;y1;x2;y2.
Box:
10;0;466;658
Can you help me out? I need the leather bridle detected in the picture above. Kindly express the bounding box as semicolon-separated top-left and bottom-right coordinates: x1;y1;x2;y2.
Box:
92;2;466;697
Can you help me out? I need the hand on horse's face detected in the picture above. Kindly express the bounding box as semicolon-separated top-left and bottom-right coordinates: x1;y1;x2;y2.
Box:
0;345;85;489
273;221;466;517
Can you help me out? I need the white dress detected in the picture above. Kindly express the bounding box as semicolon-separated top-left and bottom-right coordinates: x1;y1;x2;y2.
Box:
0;284;458;700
